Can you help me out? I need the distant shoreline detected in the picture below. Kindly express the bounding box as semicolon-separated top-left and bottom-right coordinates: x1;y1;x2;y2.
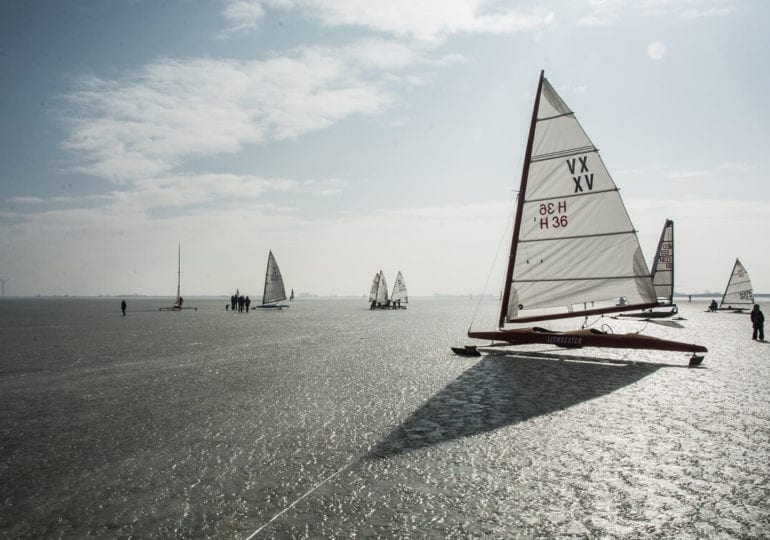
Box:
1;293;769;300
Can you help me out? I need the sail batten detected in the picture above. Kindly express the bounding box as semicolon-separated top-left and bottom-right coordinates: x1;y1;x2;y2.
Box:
525;188;618;204
531;146;597;162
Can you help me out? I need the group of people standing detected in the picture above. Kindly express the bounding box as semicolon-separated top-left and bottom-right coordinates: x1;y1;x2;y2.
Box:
228;292;251;313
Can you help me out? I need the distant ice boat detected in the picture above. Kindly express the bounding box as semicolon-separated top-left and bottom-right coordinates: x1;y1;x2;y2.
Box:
368;270;389;310
718;258;754;312
458;70;705;364
160;244;197;311
617;219;678;319
390;271;408;309
257;250;289;309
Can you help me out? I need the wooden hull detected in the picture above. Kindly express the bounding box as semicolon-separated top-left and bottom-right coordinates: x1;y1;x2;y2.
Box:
468;327;707;354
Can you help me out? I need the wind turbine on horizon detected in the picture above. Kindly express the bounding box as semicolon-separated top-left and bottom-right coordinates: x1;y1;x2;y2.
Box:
0;278;8;297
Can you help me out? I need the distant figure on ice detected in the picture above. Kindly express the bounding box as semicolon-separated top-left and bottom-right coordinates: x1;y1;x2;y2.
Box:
121;300;127;316
751;304;765;341
709;299;718;312
245;296;251;313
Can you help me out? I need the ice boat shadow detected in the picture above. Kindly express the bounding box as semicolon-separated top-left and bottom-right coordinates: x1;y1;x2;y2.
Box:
368;352;665;459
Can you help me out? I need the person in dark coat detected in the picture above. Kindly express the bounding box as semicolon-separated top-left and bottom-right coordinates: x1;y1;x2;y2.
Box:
121;300;127;316
751;304;765;341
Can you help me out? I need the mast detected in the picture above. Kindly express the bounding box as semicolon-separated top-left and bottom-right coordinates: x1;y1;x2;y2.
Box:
499;70;545;329
176;244;181;301
720;258;737;307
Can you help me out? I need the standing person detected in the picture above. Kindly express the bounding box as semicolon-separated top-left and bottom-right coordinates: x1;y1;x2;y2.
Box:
245;296;251;313
751;304;765;341
121;300;127;316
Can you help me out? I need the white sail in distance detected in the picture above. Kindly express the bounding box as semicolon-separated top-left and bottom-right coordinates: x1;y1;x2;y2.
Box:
368;270;388;304
262;250;287;305
501;75;656;324
720;258;754;308
391;271;408;303
651;220;674;304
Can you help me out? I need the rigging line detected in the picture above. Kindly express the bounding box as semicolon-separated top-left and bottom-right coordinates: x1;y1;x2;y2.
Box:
467;196;517;333
244;449;369;539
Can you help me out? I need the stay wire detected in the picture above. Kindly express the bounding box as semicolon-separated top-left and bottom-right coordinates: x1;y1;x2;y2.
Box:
467;194;518;333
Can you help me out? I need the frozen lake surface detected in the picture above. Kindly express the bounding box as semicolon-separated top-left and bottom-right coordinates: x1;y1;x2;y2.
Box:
1;297;768;537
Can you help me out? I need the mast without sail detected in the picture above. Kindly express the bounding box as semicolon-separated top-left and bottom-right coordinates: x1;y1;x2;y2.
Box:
175;243;181;305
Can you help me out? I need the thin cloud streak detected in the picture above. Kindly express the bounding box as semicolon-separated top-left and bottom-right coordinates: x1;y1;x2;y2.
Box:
578;0;737;26
219;0;555;42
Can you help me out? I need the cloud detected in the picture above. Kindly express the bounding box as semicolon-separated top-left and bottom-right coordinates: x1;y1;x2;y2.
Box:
219;0;265;37
578;0;736;26
664;169;710;180
61;42;422;184
220;0;554;42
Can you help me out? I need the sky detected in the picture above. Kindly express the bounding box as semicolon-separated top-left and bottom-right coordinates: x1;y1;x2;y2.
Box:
1;0;768;298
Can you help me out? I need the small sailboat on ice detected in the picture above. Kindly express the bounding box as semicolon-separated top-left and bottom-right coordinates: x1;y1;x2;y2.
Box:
369;270;389;309
457;71;705;364
257;250;289;309
160;244;197;311
717;258;754;312
617;219;678;319
390;271;408;309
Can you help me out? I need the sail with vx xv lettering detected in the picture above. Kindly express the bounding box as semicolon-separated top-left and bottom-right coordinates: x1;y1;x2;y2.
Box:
464;71;705;359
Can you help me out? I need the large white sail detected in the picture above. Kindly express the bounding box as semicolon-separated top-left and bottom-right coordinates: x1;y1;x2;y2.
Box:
262;250;287;305
719;258;753;308
391;271;408;303
651;220;674;304
502;75;656;324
